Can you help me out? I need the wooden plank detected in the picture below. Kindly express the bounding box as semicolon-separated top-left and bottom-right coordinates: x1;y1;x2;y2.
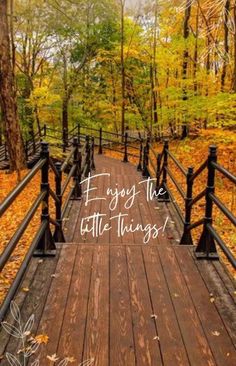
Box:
1;252;60;366
57;245;94;363
158;245;216;366
64;200;82;242
126;245;163;366
83;245;109;366
193;252;236;348
97;168;110;244
0;258;39;359
142;246;190;366
29;244;77;365
121;171;135;244
110;246;135;365
175;246;236;365
213;261;236;305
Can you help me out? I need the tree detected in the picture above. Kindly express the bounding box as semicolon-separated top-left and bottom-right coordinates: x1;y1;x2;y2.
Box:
181;0;192;139
0;0;25;171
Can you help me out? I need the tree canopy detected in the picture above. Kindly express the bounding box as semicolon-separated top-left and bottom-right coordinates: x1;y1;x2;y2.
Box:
0;0;236;169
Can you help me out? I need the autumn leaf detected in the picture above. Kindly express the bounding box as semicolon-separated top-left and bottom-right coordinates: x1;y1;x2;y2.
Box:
34;334;49;344
47;353;59;362
212;331;220;337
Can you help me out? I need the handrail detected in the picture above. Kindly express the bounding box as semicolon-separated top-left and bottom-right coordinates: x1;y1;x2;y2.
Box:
0;135;95;321
147;142;236;268
189;160;208;183
211;161;236;185
206;224;236;268
189;189;206;207
0;158;46;217
61;146;76;172
0;220;48;322
209;192;236;226
166;167;185;199
146;141;235;269
61;165;76;196
0;191;46;271
167;150;187;176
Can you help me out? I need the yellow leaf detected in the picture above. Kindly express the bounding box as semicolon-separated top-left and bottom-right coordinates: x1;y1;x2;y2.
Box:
35;334;49;344
22;287;30;292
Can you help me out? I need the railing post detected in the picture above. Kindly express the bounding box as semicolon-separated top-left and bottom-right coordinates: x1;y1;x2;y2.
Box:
123;132;128;162
91;137;96;170
157;140;170;201
54;162;65;242
85;136;91;177
195;145;218;259
137;139;143;171
155;153;162;193
180;167;194;245
35;142;56;256
71;137;82;199
142;146;149;178
98;127;103;154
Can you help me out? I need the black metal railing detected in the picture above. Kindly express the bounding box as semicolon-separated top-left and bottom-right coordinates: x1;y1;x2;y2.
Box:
0;123;140;170
141;140;236;269
0;136;95;321
67;124;141;162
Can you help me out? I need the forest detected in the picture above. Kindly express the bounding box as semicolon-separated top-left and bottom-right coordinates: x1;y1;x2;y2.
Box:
0;2;236;364
0;0;236;171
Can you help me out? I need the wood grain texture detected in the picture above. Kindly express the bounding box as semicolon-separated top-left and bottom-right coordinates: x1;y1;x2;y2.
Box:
110;246;135;365
142;245;190;366
1;155;236;366
83;245;109;366
158;245;216;366
126;245;163;366
174;246;236;366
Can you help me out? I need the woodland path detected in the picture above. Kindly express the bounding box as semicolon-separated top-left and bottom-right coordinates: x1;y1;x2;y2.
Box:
0;155;236;366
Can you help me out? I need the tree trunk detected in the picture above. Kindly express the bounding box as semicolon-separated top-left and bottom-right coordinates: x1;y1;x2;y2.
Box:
152;0;158;136
221;0;230;91
62;96;69;145
62;54;69;146
193;5;199;95
0;0;25;171
181;0;192;139
120;0;125;138
233;1;236;92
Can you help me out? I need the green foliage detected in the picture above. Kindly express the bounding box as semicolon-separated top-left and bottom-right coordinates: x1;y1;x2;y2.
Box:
11;0;236;134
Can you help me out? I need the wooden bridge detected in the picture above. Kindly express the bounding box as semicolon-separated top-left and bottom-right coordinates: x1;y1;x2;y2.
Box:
0;128;235;366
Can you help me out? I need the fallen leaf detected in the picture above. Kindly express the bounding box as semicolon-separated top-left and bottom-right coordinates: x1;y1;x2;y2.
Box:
22;287;30;293
35;334;49;344
66;357;76;363
47;353;59;362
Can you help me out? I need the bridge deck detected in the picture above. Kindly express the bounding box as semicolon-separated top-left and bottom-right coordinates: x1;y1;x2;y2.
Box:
0;156;236;366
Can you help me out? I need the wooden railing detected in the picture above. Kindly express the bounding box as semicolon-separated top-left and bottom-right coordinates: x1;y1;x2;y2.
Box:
141;139;236;268
0;136;95;321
